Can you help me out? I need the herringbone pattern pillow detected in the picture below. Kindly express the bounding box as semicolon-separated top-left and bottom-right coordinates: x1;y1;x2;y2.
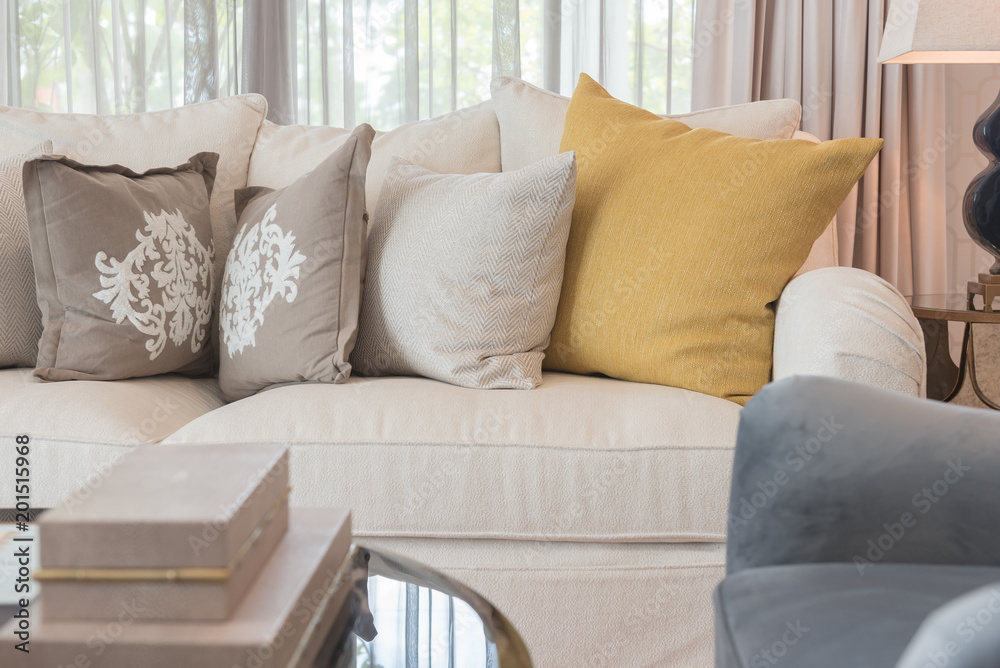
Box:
352;153;576;389
0;142;51;367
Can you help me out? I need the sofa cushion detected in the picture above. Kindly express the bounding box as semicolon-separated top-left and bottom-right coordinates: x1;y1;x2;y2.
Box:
544;75;883;404
0;95;268;296
220;125;375;401
24;154;218;381
353;155;577;389
0;142;51;368
164;372;740;542
246;101;502;217
0;368;225;508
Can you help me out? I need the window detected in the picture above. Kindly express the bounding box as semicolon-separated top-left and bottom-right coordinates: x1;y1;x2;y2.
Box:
2;0;695;127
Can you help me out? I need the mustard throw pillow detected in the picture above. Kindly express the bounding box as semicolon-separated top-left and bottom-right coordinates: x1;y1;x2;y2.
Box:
544;74;883;404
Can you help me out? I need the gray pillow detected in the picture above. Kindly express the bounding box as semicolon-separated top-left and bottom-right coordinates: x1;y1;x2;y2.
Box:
23;153;218;381
218;124;375;402
0;142;51;368
352;153;577;389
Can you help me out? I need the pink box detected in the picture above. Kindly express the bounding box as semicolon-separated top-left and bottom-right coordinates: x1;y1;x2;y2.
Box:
4;508;353;668
36;444;289;621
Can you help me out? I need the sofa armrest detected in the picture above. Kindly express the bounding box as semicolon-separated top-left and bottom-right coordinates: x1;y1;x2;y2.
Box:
773;266;926;397
727;376;1000;575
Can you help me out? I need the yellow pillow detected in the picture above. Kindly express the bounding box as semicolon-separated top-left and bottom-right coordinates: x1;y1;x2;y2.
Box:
544;75;883;404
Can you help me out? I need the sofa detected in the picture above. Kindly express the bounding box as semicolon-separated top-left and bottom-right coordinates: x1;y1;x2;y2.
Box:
0;80;927;666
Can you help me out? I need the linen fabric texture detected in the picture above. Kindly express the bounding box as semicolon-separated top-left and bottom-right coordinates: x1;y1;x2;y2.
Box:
0;142;52;367
23;153;219;381
545;74;884;404
352;153;577;389
218;124;376;402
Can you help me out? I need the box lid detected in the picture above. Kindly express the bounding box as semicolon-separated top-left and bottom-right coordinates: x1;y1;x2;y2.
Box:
38;444;289;570
15;508;353;668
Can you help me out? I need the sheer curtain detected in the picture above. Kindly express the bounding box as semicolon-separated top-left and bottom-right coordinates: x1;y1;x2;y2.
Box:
691;0;948;295
1;0;696;129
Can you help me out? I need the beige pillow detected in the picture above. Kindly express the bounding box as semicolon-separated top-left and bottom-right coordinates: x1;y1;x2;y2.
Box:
246;101;501;217
23;154;218;381
352;153;577;389
218;125;376;402
490;76;803;171
0;141;51;367
0;95;267;295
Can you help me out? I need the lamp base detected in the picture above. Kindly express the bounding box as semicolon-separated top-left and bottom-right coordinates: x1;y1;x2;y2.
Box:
968;273;1000;312
963;83;1000;274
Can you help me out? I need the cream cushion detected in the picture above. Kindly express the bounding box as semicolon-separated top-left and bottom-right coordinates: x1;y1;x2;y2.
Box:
0;368;225;508
491;78;839;275
247;101;502;216
490;76;803;171
165;372;741;542
0;94;268;291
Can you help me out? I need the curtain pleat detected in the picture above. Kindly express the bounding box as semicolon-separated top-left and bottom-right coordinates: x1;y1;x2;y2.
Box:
404;0;418;123
543;0;560;92
242;0;295;123
449;0;457;110
184;0;219;104
690;0;948;294
0;0;9;107
492;0;520;78
342;0;354;128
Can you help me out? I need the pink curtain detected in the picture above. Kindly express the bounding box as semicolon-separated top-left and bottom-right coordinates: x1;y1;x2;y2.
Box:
692;0;948;295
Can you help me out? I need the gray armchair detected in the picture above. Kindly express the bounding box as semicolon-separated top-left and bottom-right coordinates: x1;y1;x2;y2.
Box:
715;376;1000;668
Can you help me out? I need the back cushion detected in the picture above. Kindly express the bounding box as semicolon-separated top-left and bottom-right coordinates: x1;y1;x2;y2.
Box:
0;94;268;292
247;100;502;215
491;76;803;171
491;77;838;275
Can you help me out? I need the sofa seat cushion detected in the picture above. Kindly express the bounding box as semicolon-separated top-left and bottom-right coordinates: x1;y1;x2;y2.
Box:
165;372;741;542
0;368;225;507
715;563;1000;668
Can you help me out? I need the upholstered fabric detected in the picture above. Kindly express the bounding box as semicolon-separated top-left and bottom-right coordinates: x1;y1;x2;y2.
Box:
165;372;741;541
0;142;51;368
0;368;225;508
24;154;218;381
490;75;802;172
727;376;1000;576
545;74;883;404
246;121;355;188
219;125;375;401
366;536;725;668
246;102;501;219
353;155;576;389
715;563;1000;668
773;267;926;397
0;95;267;295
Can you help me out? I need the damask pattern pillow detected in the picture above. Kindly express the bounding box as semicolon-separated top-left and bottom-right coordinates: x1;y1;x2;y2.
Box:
0;141;51;367
351;153;577;389
23;153;218;381
217;124;375;402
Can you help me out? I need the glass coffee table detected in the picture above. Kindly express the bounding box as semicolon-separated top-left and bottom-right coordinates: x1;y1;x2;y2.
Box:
906;293;1000;409
0;542;532;668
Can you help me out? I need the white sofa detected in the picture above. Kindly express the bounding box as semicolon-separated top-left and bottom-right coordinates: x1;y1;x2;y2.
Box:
0;90;926;667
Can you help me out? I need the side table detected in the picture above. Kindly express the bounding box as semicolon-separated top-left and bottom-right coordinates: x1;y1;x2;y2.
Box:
906;294;1000;409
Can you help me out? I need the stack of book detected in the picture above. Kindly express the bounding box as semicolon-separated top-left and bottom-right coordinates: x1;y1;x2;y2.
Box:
1;444;354;667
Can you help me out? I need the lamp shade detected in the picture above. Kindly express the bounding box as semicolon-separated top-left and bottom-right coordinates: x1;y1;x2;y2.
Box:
878;0;1000;64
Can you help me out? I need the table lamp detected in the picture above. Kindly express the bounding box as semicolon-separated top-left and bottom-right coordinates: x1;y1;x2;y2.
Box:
878;0;1000;307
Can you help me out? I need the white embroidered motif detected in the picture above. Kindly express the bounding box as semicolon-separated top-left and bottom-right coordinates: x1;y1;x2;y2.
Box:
94;209;214;361
221;203;306;357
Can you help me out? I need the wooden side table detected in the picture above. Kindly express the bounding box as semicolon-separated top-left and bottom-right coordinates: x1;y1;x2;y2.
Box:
906;294;1000;409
